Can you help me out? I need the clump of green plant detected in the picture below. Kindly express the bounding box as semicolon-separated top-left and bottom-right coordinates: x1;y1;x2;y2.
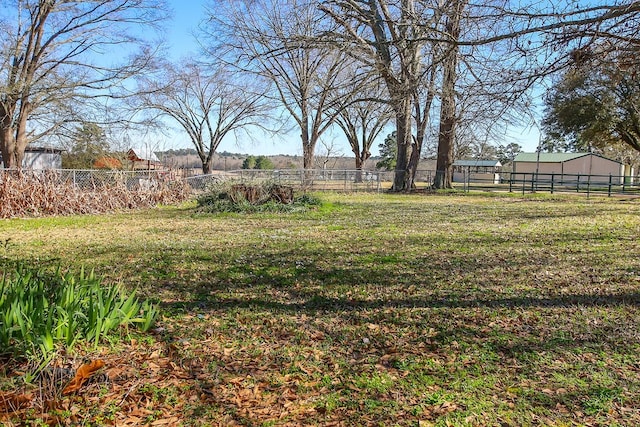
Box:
0;262;158;361
196;180;322;213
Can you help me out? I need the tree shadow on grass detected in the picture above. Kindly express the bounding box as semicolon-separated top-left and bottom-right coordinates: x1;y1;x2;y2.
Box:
161;291;640;313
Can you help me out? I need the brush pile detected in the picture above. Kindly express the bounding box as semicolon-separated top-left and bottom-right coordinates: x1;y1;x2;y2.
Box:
195;180;320;213
0;171;191;218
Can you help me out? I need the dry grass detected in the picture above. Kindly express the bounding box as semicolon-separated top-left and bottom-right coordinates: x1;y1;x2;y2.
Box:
0;172;191;218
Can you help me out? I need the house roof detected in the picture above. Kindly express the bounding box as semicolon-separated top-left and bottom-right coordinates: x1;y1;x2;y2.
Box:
453;159;502;167
25;146;64;154
128;147;160;162
513;152;591;163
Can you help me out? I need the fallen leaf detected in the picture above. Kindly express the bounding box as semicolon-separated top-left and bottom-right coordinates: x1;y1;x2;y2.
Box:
0;392;32;412
62;360;106;395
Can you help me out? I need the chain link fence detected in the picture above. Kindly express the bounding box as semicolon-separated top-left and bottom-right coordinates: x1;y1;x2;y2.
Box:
185;169;398;192
0;169;174;191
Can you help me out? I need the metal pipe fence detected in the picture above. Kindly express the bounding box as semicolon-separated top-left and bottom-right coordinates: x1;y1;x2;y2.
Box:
460;171;639;197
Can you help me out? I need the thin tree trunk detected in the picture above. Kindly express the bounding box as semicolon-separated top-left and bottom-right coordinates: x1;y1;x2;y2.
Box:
13;100;31;169
410;66;438;186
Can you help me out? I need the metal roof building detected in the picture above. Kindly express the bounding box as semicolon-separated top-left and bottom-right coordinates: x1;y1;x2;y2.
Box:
512;152;626;184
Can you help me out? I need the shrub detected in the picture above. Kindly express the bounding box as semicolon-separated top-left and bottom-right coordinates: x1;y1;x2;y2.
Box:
0;262;157;361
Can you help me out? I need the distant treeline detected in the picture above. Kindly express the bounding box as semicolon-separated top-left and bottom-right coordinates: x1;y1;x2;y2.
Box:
157;149;306;158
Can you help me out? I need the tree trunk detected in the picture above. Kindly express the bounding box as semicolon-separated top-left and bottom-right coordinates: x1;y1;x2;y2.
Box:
412;66;437;187
434;106;455;189
202;160;212;174
392;98;413;191
300;113;316;170
0;129;15;169
407;136;421;188
434;0;464;189
0;104;17;169
303;143;314;169
355;155;364;183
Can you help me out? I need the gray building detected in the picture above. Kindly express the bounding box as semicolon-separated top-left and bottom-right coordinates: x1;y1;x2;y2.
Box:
453;159;502;184
0;147;63;169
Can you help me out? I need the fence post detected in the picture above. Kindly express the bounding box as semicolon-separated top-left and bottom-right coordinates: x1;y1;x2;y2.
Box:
509;174;513;193
463;168;467;192
608;174;612;197
531;173;535;193
576;174;580;192
550;173;555;194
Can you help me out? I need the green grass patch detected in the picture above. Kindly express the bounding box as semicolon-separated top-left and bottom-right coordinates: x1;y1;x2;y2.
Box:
1;193;639;426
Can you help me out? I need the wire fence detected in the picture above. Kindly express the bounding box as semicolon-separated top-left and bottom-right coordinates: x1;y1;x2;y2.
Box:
185;169;398;192
0;169;174;191
2;168;638;197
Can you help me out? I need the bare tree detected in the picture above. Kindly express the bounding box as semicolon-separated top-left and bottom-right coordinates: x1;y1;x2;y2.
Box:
314;137;343;171
320;0;447;191
320;0;640;190
136;61;271;174
205;0;349;170
330;69;393;180
0;0;168;169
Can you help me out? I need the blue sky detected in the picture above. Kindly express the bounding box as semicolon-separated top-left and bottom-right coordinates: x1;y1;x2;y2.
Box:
162;0;308;156
165;0;206;59
160;0;540;157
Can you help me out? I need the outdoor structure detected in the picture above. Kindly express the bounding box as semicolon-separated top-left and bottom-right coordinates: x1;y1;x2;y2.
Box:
127;147;163;171
0;146;63;169
453;159;502;184
512;152;629;184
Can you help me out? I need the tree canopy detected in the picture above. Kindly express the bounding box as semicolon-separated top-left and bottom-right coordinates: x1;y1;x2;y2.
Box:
376;131;397;171
543;47;640;156
61;123;110;170
242;155;275;170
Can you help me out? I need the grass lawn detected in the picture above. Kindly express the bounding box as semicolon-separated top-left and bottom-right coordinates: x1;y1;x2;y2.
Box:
1;192;639;426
